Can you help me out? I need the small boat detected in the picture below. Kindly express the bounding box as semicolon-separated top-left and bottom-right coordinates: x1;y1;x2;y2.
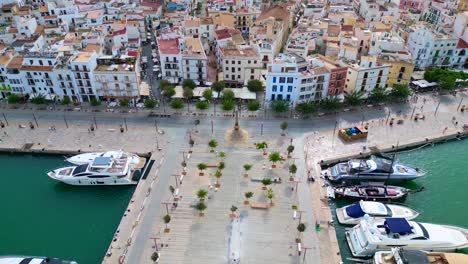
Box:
0;255;78;264
49;155;142;186
336;201;419;225
374;247;468;264
66;150;144;169
346;217;468;257
322;157;425;183
334;184;409;202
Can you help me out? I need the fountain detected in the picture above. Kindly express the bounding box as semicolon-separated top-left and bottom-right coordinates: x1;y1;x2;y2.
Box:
225;111;249;143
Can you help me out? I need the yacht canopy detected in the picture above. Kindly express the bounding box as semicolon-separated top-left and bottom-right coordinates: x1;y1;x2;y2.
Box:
345;203;365;218
383;218;413;235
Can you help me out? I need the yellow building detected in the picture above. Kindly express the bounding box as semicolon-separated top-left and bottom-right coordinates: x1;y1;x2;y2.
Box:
377;56;415;88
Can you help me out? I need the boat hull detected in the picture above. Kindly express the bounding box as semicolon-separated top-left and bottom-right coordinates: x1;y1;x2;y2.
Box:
336;203;419;225
47;171;137;186
328;174;424;183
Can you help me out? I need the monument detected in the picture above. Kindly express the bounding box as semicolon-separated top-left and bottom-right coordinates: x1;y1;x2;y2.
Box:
225;111;249;143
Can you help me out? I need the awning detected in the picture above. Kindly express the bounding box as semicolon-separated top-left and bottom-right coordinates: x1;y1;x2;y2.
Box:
30;93;56;100
139;82;150;96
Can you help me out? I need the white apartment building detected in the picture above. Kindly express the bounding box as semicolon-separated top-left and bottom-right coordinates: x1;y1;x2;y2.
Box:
369;31;412;60
180;37;208;86
94;55;140;102
158;36;182;84
357;0;400;22
70;52;98;102
407;25;459;69
265;53;330;105
53;56;80;102
303;0;326;19
219;45;262;87
344;56;390;94
20;52;59;98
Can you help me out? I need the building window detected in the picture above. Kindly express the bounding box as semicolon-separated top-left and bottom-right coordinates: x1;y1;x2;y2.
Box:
273;77;276;83
280;85;283;92
279;77;285;83
226;61;229;64
39;60;43;66
238;61;241;65
232;60;235;64
287;77;293;83
48;61;52;66
272;85;277;92
226;67;229;71
287;86;292;92
248;60;251;64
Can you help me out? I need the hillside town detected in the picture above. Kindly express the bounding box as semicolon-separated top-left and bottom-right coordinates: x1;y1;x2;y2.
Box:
0;0;466;110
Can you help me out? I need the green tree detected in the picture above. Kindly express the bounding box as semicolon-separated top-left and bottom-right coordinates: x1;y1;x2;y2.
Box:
160;80;172;90
247;100;260;111
203;89;213;101
197;189;208;200
214;170;222;186
211;81;225;98
218;161;225;170
7;94;20;104
183;87;193;111
144;99;157;109
296;101;317;116
270;100;289;113
170;98;184;110
195;202;207;216
90;98;101;106
439;77;456;91
391;84;412;99
243;164;252;177
61;96;71;105
369;87;389;104
256;141;268;155
280;121;288;134
222;99;235;111
287;145;295;156
244;191;254;203
289;164;297;175
268;151;282;167
197;163;207;175
182;79;196;89
151;252;159;262
31;94;47;104
247;79;263;92
208;139;218;152
230;205;238;213
163;214;171;229
195;100;209;110
345;91;365;106
119;99;130;107
297;223;306;241
162;87;176;98
218;151;226;159
321;96;342;111
261;178;272;189
222;89;235;101
267;188;274;204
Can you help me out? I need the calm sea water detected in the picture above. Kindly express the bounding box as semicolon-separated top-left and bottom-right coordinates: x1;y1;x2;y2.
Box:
0;153;134;264
334;139;468;263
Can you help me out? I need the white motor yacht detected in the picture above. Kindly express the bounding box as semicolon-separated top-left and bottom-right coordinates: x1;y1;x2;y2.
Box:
323;158;426;183
66;150;144;169
336;201;419;225
48;156;141;186
346;217;468;257
0;256;77;264
374;247;468;264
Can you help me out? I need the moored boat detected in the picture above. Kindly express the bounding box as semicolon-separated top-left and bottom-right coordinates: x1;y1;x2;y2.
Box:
48;155;141;186
336;201;419;225
334;184;409;202
0;255;78;264
374;247;468;264
322;158;425;183
346;217;468;257
66;150;144;169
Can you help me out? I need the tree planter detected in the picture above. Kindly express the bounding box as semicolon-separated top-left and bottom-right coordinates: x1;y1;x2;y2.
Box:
295;238;301;243
287;155;291;158
210;149;214;153
244;200;249;205
262;186;267;190
263;152;267;156
182;171;187;175
281;133;286;136
229;213;237;218
199;213;205;217
215;183;221;188
174;197;179;202
199;198;205;202
199;172;204;176
244;174;249;178
289;176;294;181
164;228;171;233
188;150;193;154
271;164;277;168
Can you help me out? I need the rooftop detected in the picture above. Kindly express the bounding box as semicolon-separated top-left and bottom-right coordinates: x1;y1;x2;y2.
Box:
158;37;180;55
221;46;258;58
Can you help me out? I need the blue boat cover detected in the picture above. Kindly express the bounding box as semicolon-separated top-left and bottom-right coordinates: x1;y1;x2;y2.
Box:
345;203;365;218
384;218;413;235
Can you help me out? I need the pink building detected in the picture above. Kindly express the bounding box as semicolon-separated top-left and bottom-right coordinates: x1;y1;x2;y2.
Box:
399;0;425;11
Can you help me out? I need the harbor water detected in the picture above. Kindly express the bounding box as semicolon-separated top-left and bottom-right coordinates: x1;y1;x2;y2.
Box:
334;139;468;263
0;153;134;264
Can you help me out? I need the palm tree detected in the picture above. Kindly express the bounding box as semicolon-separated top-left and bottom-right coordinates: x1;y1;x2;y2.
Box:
197;189;208;201
345;90;365;107
195;202;207;216
243;164;252;177
218;151;226;160
244;191;253;204
197;163;207;176
369;87;389;104
255;141;268;155
163;214;171;232
183;87;193;112
297;223;306;242
269;152;282;168
280;121;288;135
267;188;274;204
321;96;342;111
287;145;294;158
218;161;225;170
261;178;272;190
214;170;222;187
208;139;218;152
